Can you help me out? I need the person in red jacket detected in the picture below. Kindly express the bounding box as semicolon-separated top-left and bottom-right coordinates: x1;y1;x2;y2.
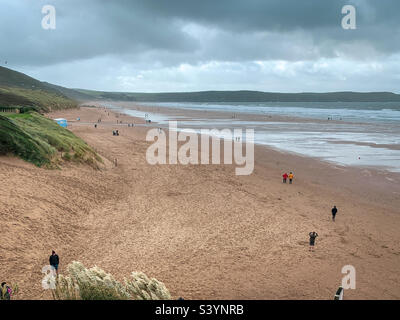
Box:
282;172;288;183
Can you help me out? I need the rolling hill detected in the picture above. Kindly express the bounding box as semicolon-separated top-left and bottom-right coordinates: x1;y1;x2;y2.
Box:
75;89;400;103
0;66;91;111
1;66;400;107
0;67;100;167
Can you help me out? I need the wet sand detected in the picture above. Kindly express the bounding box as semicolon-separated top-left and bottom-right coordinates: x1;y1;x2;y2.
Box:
0;105;399;300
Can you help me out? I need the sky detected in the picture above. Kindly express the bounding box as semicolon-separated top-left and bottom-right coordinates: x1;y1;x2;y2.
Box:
1;0;399;93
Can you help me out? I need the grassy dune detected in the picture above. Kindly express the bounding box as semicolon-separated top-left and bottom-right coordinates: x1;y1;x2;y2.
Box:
0;112;101;167
0;67;99;167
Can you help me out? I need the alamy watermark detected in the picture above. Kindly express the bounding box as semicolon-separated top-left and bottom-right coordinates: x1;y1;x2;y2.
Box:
341;264;356;290
41;5;56;30
41;4;355;31
42;265;57;289
146;121;254;175
342;5;356;30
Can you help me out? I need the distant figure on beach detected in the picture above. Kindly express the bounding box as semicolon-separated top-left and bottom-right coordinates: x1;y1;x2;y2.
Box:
94;124;97;128
1;282;12;300
288;172;294;184
116;130;119;136
49;250;59;276
309;232;318;251
114;158;118;167
282;172;288;183
332;206;338;221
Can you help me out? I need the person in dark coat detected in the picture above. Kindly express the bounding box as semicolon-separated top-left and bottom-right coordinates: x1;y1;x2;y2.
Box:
332;206;338;221
49;250;60;276
309;232;318;251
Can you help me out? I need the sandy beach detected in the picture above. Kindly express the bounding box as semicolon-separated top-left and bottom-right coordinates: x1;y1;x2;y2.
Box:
1;105;399;300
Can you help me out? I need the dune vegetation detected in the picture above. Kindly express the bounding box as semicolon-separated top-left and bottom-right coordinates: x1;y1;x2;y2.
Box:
51;261;171;300
0;111;101;168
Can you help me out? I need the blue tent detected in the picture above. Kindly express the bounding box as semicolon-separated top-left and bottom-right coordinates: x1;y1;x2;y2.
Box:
54;118;68;128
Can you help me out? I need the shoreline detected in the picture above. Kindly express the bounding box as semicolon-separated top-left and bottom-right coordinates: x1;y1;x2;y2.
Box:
69;103;400;213
0;105;399;299
89;100;400;175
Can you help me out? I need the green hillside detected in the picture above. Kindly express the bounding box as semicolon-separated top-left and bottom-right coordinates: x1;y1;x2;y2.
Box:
43;82;96;101
0;66;81;111
3;66;400;104
0;86;77;112
0;66;59;92
0;67;100;167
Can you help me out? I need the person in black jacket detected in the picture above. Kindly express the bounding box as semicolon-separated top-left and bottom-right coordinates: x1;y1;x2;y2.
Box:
49;250;60;276
332;206;338;221
309;232;318;251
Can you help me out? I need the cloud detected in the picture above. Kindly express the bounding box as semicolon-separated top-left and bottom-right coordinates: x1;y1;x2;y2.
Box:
1;0;399;92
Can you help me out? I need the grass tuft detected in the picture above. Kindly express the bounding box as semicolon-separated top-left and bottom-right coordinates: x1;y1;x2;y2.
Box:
51;261;171;300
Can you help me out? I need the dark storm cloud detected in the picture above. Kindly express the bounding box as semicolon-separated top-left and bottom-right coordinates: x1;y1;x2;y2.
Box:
1;0;399;67
0;0;198;66
1;0;399;92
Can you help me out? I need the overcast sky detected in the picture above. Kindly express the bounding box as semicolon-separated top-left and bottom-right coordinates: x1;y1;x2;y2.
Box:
1;0;399;92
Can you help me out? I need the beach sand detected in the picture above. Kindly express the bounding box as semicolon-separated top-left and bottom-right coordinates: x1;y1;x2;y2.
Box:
0;105;399;300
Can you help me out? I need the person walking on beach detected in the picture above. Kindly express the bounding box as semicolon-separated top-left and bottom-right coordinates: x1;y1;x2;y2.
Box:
0;282;12;300
309;232;318;251
49;250;60;276
288;172;294;184
282;172;288;183
332;206;338;222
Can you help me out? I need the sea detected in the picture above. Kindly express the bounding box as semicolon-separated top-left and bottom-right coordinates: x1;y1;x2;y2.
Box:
106;101;400;172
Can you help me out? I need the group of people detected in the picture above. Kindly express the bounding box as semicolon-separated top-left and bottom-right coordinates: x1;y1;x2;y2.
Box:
282;172;338;251
112;129;120;136
308;206;339;251
282;172;294;184
1;251;59;300
281;172;339;251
